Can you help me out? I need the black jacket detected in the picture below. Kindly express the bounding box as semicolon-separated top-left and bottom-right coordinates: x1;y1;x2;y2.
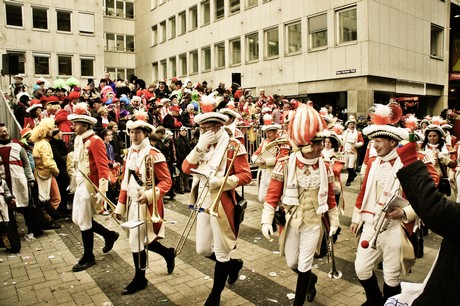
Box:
49;138;69;185
397;161;460;305
174;135;191;165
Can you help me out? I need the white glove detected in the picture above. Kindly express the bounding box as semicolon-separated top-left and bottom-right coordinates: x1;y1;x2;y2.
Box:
96;193;105;205
69;176;76;194
208;176;222;190
196;131;214;152
261;223;274;240
329;226;339;237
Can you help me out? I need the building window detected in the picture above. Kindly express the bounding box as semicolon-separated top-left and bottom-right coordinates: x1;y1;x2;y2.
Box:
169;16;176;39
179;53;187;76
152;62;159;81
57;11;71;32
286;22;301;54
127;69;135;80
34;54;50;75
160;21;166;42
104;0;134;18
202;46;211;71
309;13;327;49
190;50;198;74
190;6;198;30
106;67;134;80
81;58;94;77
32;7;48;30
105;0;115;16
246;32;259;62
152;25;158;46
159;0;165;4
246;0;258;9
431;24;444;58
230;0;240;14
5;3;23;27
7;51;25;74
230;37;241;65
79;12;95;35
151;0;157;10
216;0;224;19
169;57;177;78
215;42;225;69
58;55;72;76
265;27;279;59
126;35;135;52
106;33;115;51
125;2;134;19
179;11;186;35
337;6;357;44
202;1;210;26
161;60;167;79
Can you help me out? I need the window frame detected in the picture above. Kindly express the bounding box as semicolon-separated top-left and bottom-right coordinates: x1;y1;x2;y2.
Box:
230;0;240;15
34;53;50;76
336;6;357;45
431;24;444;59
189;5;198;31
229;37;242;66
201;0;210;26
78;12;95;35
160;20;167;43
190;50;199;74
178;11;186;35
5;3;23;28
179;53;187;77
80;57;95;77
285;21;302;55
152;25;158;46
202;46;211;72
215;41;226;69
32;6;48;30
264;26;279;59
246;0;258;9
246;32;259;63
58;55;73;76
169;16;176;40
308;13;328;50
215;0;225;20
56;10;72;32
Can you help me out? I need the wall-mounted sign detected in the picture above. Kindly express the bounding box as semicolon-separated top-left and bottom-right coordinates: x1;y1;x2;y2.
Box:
450;73;460;80
336;69;356;75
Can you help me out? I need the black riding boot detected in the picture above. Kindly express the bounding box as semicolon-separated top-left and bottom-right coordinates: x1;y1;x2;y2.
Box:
72;229;96;272
307;272;318;302
122;250;148;295
359;273;382;306
204;260;230;306
227;258;244;285
92;220;119;253
147;240;175;274
293;270;311;305
383;283;401;303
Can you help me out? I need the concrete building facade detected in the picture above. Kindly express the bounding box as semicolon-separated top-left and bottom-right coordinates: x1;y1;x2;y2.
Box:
0;0;105;95
137;0;451;117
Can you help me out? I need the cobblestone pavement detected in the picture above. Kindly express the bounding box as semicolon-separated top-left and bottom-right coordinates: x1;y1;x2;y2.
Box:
0;174;440;306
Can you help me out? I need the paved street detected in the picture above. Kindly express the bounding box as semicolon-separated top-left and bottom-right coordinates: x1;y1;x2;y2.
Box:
0;173;440;306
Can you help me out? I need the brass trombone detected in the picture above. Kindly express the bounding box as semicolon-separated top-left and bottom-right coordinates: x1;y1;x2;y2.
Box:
175;140;238;256
322;214;342;279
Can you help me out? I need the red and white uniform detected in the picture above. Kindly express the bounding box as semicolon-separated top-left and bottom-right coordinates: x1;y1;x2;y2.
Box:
0;141;34;208
72;130;110;230
251;137;289;203
183;134;252;262
115;138;172;252
262;152;339;273
353;149;419;286
341;128;364;168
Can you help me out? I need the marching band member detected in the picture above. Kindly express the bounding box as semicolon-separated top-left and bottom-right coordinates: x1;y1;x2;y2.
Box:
322;130;345;214
342;115;364;186
251;118;289;203
114;109;174;295
260;104;340;305
350;104;418;304
220;107;245;146
182;94;252;306
68;103;120;272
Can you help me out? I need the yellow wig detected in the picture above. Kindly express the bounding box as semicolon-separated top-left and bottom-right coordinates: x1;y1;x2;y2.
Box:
30;117;55;142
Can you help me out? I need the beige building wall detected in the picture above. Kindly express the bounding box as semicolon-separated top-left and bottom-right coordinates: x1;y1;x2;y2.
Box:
135;0;450;116
0;0;104;94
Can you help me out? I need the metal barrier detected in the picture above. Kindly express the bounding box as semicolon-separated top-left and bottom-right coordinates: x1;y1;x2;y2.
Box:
0;90;21;139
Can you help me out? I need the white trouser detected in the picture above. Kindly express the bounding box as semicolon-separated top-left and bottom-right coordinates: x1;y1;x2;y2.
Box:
355;221;401;287
196;198;231;262
72;176;94;231
258;169;272;203
127;199;147;252
344;153;357;169
284;223;321;273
